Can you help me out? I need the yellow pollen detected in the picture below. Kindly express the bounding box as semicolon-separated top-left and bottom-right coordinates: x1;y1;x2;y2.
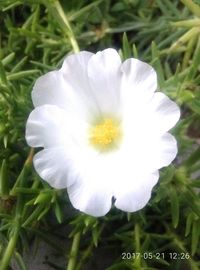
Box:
89;118;121;150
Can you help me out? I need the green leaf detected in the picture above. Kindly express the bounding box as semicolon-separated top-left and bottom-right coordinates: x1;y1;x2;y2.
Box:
151;41;165;87
92;227;99;247
34;192;52;204
132;44;138;58
191;179;200;188
184;189;200;217
122;32;131;60
11;56;28;72
68;0;104;21
1;52;15;66
0;160;9;196
14;251;28;270
37;204;51;220
185;213;194;237
54;200;63;224
191;220;200;255
0;61;7;84
188;99;200;115
169;187;179;228
7;70;40;81
22;204;44;227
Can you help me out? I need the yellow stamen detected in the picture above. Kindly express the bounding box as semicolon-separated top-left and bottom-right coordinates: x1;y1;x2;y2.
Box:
89;118;121;151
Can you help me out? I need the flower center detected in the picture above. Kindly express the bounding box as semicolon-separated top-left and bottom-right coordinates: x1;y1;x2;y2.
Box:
89;118;121;151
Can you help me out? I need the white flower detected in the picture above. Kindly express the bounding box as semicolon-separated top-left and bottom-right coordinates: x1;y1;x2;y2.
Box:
26;48;180;217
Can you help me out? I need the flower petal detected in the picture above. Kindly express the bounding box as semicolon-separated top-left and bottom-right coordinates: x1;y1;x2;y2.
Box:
87;48;122;116
67;151;119;217
61;51;99;114
26;105;66;148
147;92;180;134
121;58;157;113
32;70;70;109
122;57;157;90
61;51;93;96
26;104;89;148
32;51;99;119
132;132;178;171
67;176;112;217
33;148;76;188
33;140;101;190
148;132;178;170
114;171;159;212
120;128;178;173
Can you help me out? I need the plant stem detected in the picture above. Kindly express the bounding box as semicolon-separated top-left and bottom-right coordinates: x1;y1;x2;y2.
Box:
170;27;199;51
133;223;141;269
0;149;33;270
46;0;79;53
181;0;200;17
0;221;20;270
66;232;81;270
182;34;196;70
170;18;200;28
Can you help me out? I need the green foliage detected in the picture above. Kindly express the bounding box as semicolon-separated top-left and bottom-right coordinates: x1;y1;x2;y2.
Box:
0;0;200;269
